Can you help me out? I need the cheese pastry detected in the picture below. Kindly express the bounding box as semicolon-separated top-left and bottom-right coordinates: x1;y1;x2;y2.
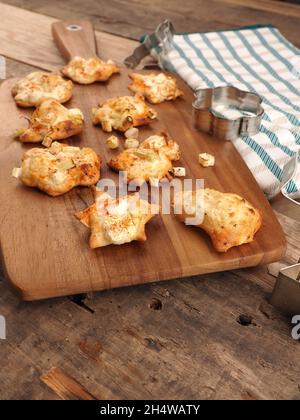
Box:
92;94;157;132
128;72;184;104
108;132;181;185
12;142;101;197
12;72;73;108
173;189;262;252
75;189;159;248
14;99;84;147
62;56;120;84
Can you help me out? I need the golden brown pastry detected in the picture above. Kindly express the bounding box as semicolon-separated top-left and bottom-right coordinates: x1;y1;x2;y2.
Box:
12;72;73;108
128;72;184;104
75;189;159;248
61;56;120;84
14;99;84;147
12;142;101;197
173;189;262;252
92;94;157;132
108;132;181;185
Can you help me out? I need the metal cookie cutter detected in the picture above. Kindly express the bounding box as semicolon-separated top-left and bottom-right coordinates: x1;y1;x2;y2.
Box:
192;86;264;141
270;261;300;315
124;20;175;69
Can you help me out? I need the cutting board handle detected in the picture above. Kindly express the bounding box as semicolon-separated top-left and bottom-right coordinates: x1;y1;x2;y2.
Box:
52;20;97;62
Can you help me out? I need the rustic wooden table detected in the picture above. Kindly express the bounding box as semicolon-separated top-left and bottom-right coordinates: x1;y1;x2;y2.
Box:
0;1;299;400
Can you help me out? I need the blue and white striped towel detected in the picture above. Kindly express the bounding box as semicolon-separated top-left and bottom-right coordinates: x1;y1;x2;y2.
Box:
152;25;300;200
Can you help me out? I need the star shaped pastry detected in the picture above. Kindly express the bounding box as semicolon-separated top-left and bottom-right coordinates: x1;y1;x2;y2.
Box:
75;189;159;248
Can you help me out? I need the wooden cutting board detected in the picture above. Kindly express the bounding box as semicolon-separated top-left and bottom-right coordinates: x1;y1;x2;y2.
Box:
0;21;286;300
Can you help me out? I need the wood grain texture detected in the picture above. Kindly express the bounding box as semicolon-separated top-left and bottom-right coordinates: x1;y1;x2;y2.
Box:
0;3;138;70
221;0;300;17
0;222;299;400
2;0;300;47
0;70;286;300
41;367;97;400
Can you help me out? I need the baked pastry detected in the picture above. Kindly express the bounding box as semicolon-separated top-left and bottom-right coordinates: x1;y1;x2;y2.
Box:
75;189;159;248
173;189;262;252
12;72;73;107
128;72;184;104
92;94;157;132
12;142;101;197
108;132;181;185
61;56;120;84
14;99;84;147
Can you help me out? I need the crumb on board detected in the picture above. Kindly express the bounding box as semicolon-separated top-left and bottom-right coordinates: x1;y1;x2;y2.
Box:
198;153;215;167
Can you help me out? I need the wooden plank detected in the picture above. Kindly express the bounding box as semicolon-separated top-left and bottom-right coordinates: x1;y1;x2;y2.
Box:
5;57;39;79
271;194;300;220
2;0;300;48
221;0;300;18
0;70;286;300
0;3;138;71
41;367;97;400
0;232;299;400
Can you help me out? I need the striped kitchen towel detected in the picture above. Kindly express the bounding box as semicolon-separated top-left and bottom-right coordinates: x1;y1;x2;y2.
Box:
151;24;300;200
